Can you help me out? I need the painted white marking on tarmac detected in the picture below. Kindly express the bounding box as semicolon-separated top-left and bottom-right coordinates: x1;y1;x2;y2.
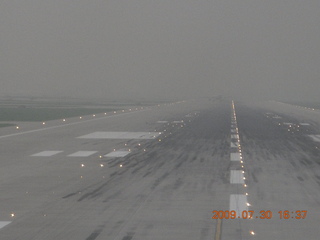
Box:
231;134;239;139
300;123;310;126
68;151;97;157
157;121;169;123
0;109;148;140
172;120;184;123
231;129;237;133
78;132;161;139
0;221;11;229
308;135;320;142
231;153;241;161
105;151;130;157
230;142;239;148
229;194;248;216
32;151;63;157
230;170;245;184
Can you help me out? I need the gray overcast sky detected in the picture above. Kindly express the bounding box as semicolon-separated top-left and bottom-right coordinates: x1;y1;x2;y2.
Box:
0;0;319;101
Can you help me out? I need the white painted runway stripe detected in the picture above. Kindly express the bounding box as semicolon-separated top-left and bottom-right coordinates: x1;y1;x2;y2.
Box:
300;123;310;126
0;221;11;229
68;151;97;157
105;151;131;157
78;132;161;140
308;135;320;142
229;194;248;216
230;142;239;148
230;153;241;161
230;170;245;184
32;151;63;157
231;134;239;139
172;120;184;123
157;121;168;123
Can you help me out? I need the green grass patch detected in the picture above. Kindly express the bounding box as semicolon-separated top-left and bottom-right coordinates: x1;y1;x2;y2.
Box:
0;107;117;122
286;101;320;110
0;123;16;128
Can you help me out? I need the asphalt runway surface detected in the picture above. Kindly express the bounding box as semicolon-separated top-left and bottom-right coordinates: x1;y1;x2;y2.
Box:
0;99;319;239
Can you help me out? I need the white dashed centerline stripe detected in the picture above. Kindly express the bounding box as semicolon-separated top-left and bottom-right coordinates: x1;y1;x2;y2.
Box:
231;134;239;140
230;170;245;184
230;101;252;229
229;194;248;216
230;153;241;161
230;142;239;148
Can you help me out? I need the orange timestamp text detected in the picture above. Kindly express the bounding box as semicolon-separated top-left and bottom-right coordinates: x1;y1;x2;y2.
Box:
212;210;307;219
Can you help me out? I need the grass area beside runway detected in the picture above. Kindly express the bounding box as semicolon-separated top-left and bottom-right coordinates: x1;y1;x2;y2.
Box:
0;107;118;122
286;101;320;110
0;123;16;128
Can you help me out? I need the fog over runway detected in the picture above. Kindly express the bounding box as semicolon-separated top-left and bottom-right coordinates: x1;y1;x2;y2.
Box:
0;99;319;239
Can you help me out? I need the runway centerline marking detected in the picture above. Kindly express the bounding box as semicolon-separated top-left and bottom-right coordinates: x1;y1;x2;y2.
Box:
230;153;241;161
230;170;245;184
230;142;239;148
231;134;239;139
229;194;248;216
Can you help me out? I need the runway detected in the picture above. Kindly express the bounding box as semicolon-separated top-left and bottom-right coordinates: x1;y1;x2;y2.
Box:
0;99;319;239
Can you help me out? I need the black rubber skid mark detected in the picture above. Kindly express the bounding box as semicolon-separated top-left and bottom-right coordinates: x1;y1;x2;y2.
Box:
85;225;104;240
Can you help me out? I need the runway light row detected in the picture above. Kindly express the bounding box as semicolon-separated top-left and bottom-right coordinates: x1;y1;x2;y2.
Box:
13;108;149;131
15;107;149;129
277;101;318;112
231;101;255;237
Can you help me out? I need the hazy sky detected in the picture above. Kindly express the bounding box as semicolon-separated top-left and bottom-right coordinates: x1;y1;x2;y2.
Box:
0;0;319;101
